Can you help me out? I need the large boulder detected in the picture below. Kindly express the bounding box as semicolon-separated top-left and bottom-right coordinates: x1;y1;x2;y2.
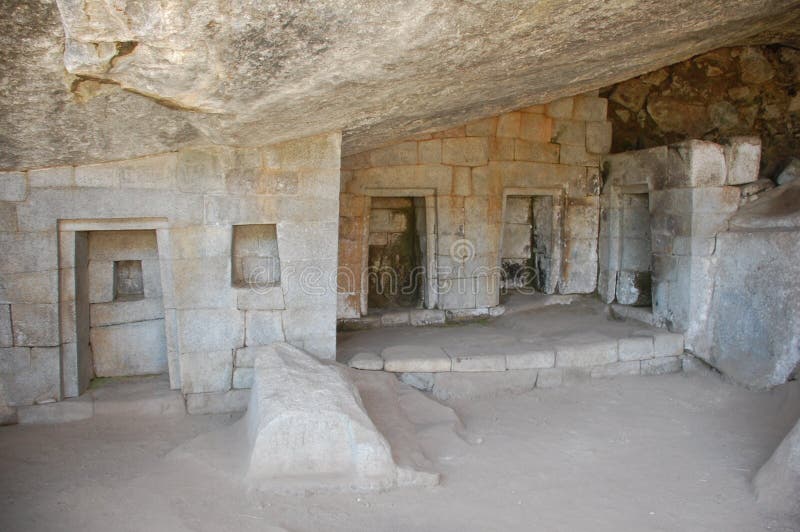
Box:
754;418;800;519
244;343;436;492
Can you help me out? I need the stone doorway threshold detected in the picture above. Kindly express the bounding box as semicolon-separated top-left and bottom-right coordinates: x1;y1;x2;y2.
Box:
15;374;184;425
338;293;685;392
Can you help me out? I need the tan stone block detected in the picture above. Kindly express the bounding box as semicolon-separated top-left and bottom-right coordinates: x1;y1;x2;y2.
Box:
465;117;497;137
471;165;500;196
545;97;574;118
339;194;366;218
514;140;559;163
432;125;466;138
519;113;552;143
496;112;521;138
560;145;601;166
551;119;586;146
442;137;490;166
572;96;608;121
419;139;442;164
489;137;515;161
452;167;472;196
340;151;370;171
521;104;546;113
176;148;226;193
368;141;418;167
261;131;341;170
586;121;613;154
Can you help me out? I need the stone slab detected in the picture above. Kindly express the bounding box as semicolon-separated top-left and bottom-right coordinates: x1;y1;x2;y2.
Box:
382;345;451;373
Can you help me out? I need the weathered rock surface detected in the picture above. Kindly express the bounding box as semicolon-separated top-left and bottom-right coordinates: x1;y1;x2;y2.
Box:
776;158;800;185
244;342;435;492
3;1;800;169
706;180;800;388
603;45;800;178
754;418;800;519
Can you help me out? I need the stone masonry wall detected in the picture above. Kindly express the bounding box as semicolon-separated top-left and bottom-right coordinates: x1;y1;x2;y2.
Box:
602;45;800;179
600;138;759;357
0;132;341;415
339;94;612;318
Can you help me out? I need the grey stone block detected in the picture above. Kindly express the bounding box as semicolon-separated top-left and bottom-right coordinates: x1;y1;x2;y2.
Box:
641;356;682;376
0;346;60;405
90;320;168;377
653;331;684;357
380;311;410;327
177;309;244;353
0;305;12;347
11;304;59;346
662;140;727;189
245;310;285;346
90;298;164;327
505;348;556;370
180;349;234;394
724;137;761;185
590;360;641;378
409;309;445;326
0;172;27;201
556;339;617;367
28;166;74;188
382;345;451;372
186;389;251;414
449;353;506;372
618;336;654;361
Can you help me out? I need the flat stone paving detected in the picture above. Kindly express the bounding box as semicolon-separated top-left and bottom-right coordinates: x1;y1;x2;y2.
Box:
338;293;684;380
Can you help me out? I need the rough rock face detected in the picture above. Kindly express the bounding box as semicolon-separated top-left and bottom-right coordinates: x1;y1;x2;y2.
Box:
603;45;800;178
244;342;437;492
2;0;800;169
706;179;800;388
754;418;800;519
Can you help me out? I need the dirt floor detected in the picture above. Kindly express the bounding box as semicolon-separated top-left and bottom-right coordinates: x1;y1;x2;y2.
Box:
1;371;798;532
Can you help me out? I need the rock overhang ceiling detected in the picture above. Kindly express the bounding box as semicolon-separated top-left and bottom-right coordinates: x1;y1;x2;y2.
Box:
1;0;800;170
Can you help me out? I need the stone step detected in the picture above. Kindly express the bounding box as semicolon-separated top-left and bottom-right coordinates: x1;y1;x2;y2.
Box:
347;330;685;378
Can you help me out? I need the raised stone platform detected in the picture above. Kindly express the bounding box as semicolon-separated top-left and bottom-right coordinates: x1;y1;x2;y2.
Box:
15;374;184;424
338;294;685;394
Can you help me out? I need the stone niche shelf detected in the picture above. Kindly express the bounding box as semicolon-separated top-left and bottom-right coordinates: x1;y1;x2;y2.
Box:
346;329;685;382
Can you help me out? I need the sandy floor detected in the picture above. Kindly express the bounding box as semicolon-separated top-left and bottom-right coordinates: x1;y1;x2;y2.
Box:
1;371;798;532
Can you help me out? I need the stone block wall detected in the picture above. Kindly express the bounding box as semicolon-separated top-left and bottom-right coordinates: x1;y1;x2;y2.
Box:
86;230;167;377
600;138;757;356
0;132;341;412
339;93;611;318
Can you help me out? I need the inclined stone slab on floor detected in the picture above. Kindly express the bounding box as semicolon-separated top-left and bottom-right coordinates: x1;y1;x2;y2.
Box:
245;342;428;492
382;345;451;373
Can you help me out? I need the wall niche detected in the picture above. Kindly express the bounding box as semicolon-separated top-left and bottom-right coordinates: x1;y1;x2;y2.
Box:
232;224;281;288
